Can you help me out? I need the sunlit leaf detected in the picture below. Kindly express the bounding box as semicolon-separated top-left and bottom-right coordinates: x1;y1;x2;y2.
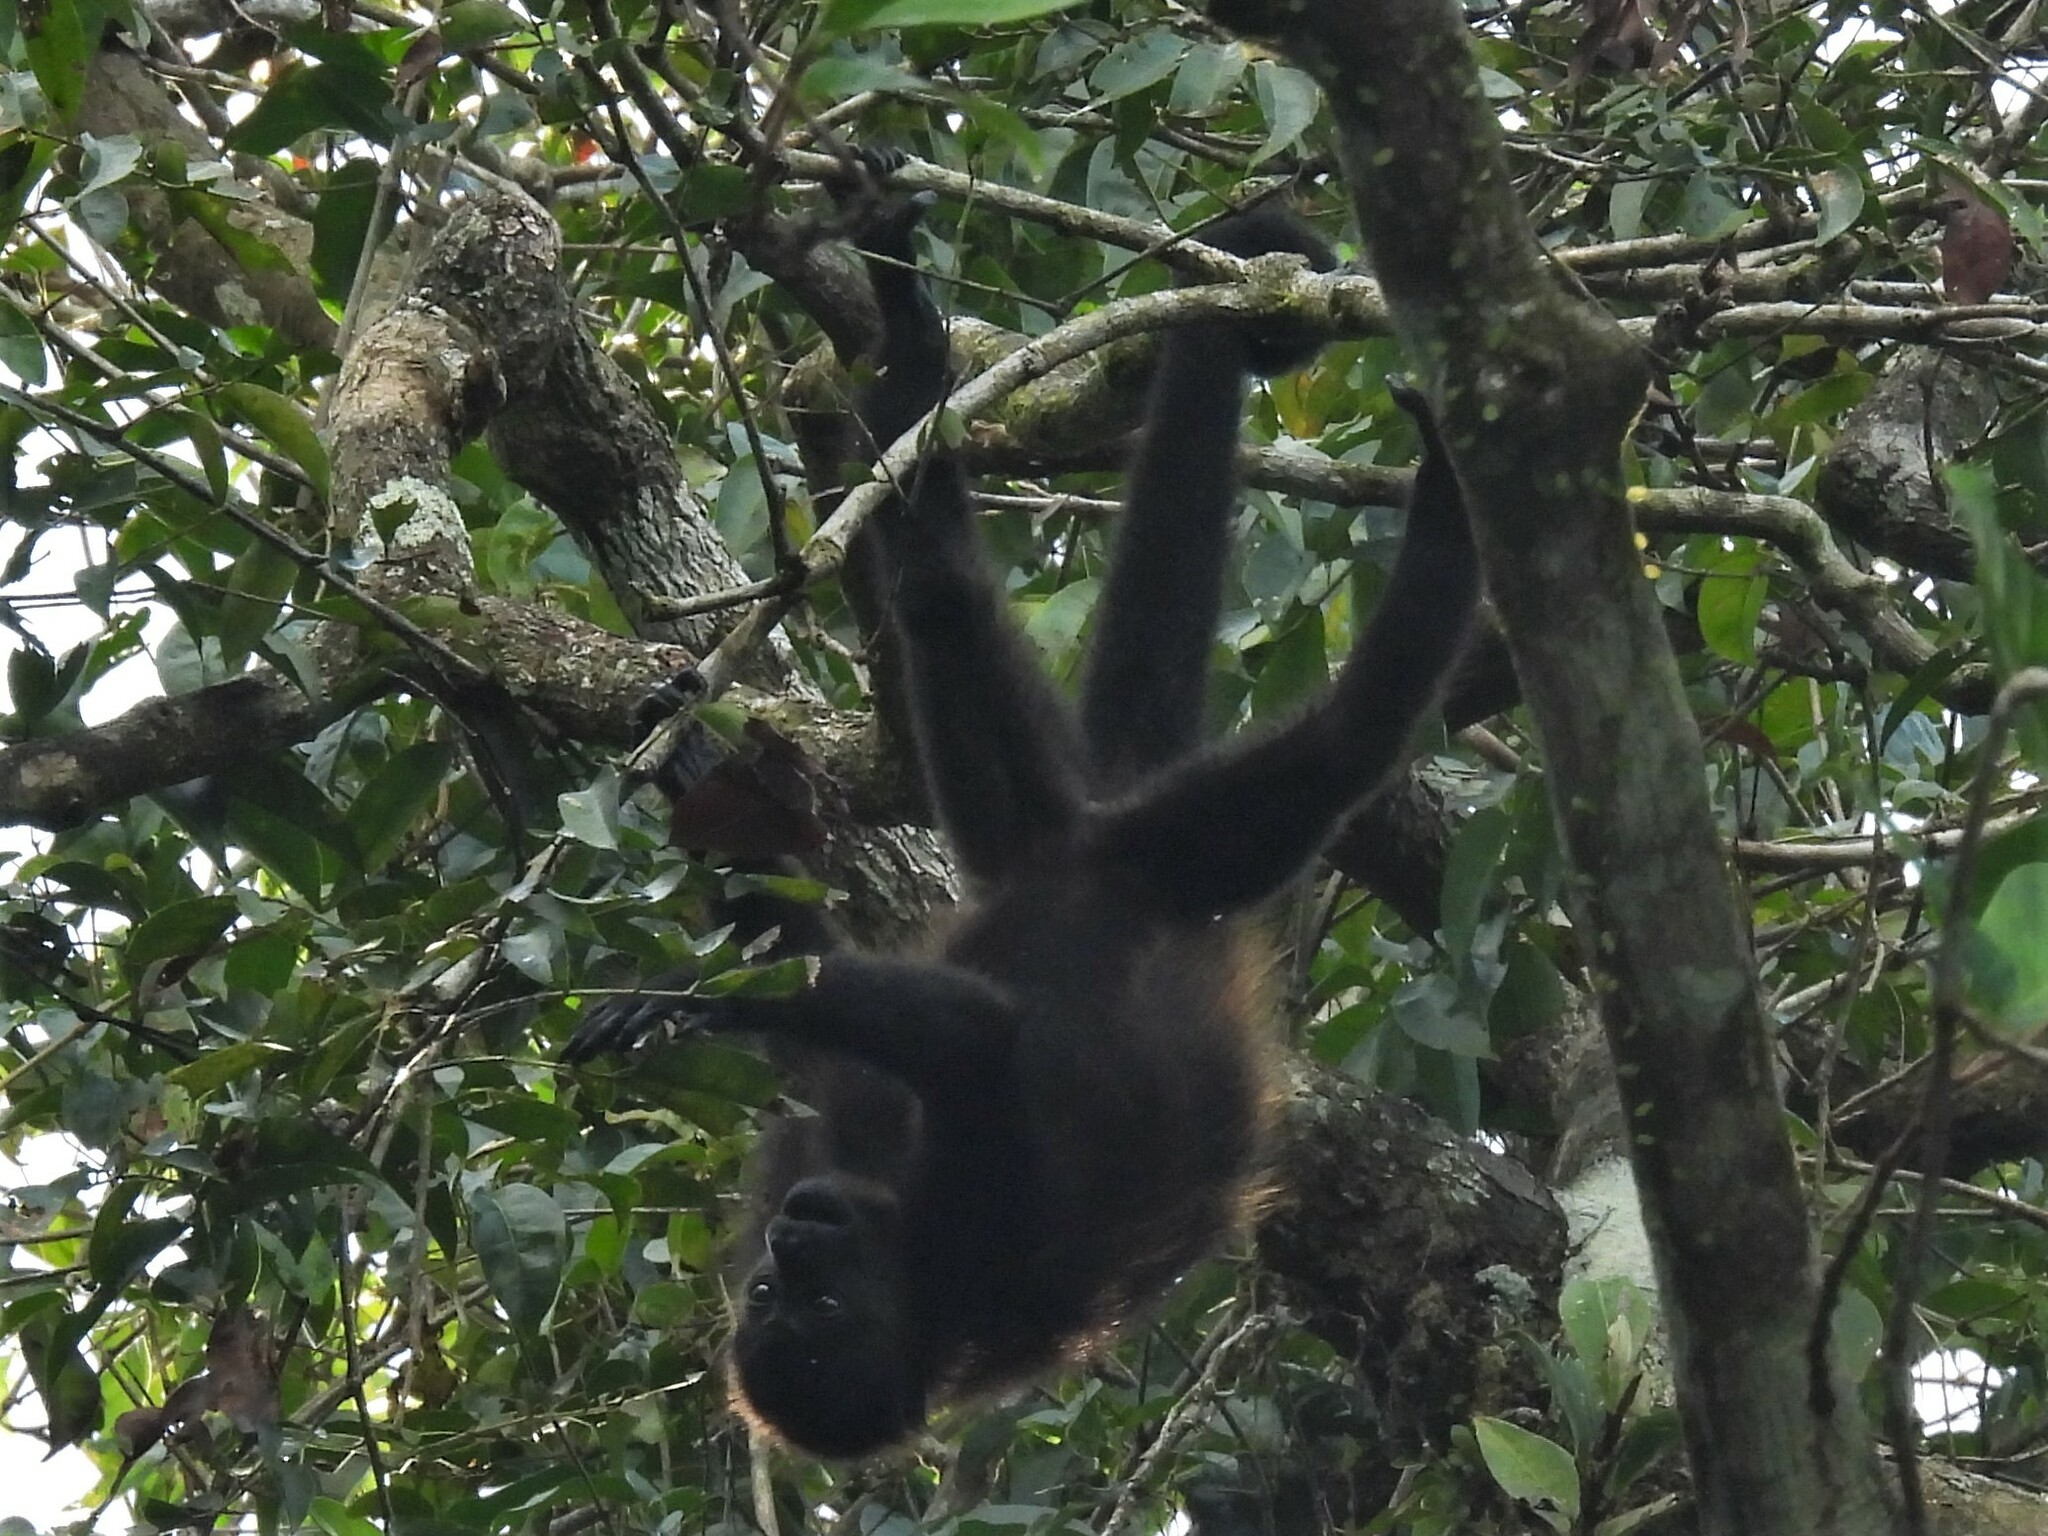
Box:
1474;1416;1581;1526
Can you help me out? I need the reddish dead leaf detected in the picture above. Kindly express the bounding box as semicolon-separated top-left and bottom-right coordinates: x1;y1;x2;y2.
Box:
1707;717;1778;759
667;718;826;859
113;1373;217;1458
111;1308;277;1460
397;32;445;92
206;1306;279;1435
1574;0;1659;78
1938;184;2016;304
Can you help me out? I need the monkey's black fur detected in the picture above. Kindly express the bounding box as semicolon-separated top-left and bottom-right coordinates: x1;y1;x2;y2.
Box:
566;185;1480;1459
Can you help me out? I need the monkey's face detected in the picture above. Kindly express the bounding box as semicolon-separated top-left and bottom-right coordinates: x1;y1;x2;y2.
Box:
729;1176;925;1458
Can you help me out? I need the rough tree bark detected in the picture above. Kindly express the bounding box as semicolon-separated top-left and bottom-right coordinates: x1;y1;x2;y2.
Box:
1816;348;2003;581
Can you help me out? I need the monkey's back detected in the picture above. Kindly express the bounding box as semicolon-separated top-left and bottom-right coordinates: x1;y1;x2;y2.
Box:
928;868;1279;1396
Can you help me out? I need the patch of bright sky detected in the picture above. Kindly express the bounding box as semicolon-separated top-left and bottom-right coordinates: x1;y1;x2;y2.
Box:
0;260;165;1527
0;1139;107;1528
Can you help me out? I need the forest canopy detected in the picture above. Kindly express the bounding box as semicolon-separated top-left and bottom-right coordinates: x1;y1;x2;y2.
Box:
4;2;2048;1534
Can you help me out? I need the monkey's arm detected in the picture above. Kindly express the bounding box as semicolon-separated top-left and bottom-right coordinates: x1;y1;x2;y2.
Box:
1081;204;1334;787
1079;325;1254;788
567;953;1021;1098
1094;388;1479;919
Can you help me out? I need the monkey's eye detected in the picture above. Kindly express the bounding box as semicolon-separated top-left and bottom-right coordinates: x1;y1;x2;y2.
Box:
811;1294;843;1318
746;1278;775;1312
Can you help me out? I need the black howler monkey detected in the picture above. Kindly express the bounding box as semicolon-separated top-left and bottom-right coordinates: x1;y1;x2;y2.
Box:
566;177;1480;1459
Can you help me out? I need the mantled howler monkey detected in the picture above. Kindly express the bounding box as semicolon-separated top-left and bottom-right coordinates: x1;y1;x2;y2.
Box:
566;176;1481;1459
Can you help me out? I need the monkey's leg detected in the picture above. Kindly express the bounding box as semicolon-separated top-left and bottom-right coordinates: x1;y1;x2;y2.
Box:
854;196;1089;883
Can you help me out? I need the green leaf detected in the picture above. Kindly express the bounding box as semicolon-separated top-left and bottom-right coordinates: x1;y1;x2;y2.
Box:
167;188;298;274
0;301;47;387
470;1182;566;1335
1250;60;1320;164
1678;172;1748;239
219;383;331;501
1440;806;1511;965
820;0;1081;33
1473;1416;1581;1525
583;1212;625;1276
1810;165;1865;243
309;161;379;300
123;894;240;971
1489;936;1566;1039
348;741;455;870
1879;648;1967;751
226;54;394;155
220;758;353;862
222;798;335;902
1560;1276;1653;1405
7;643;62;724
1829;1285;1883;1386
308;1496;382;1536
1953;459;2048;768
22;0;91;120
439;0;527;49
1169;41;1247;114
697;955;812;1000
1526;1340;1602;1457
630;1281;695;1328
1389;973;1490;1055
19;1311;101;1450
0;137;58;231
1022;576;1098;669
171;406;230;500
558;775;622;851
88;1211;184;1289
1695;540;1766;664
71;186;128;245
1970;862;2048;1031
169;1040;292;1099
1089;28;1186;104
1609;178;1651;241
1246;607;1327;721
217;534;299;668
1961;817;2048;918
76;133;142;195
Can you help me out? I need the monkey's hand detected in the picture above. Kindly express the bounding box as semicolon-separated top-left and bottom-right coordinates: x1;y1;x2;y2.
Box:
832;148;951;465
562;970;714;1062
627;667;716;802
1384;378;1477;567
825;146;938;268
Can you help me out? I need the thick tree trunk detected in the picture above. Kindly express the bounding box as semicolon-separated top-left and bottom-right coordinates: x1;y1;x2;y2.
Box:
1203;1;1898;1529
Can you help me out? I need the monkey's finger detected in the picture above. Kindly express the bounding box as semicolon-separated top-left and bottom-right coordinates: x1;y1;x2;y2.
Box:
562;996;678;1062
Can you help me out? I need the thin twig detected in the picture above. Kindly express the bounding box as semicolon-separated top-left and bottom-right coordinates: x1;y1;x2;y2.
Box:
1886;665;2048;1531
582;1;797;573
